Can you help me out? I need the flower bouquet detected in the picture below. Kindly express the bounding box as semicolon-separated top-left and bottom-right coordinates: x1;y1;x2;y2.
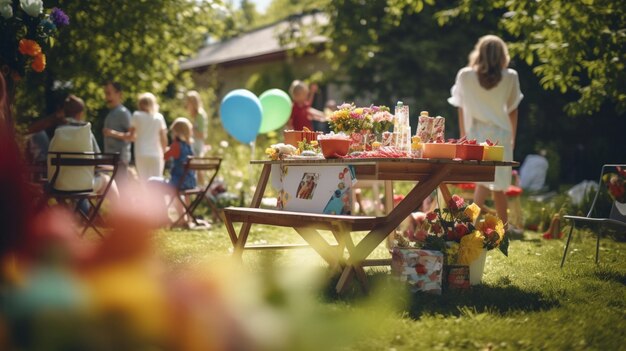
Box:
603;166;626;203
328;103;373;135
0;1;69;77
394;194;509;286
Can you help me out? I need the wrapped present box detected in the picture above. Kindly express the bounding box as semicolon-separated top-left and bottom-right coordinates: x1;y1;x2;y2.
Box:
445;265;470;291
391;248;444;295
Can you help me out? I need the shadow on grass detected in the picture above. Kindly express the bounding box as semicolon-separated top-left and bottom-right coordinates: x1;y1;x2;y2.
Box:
594;266;626;285
322;270;560;318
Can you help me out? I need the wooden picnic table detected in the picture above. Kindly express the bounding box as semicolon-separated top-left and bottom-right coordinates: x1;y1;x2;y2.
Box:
224;157;517;294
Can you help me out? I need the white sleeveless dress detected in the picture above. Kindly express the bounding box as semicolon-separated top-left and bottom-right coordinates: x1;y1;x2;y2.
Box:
448;67;523;191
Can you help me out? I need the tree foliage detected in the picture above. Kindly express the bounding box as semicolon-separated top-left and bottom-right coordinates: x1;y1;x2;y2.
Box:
16;0;226;117
437;0;626;116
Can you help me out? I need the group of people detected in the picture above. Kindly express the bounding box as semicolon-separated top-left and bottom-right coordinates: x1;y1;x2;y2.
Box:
26;82;210;226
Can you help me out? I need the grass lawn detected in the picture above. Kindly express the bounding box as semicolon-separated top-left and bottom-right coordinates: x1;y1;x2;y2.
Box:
156;225;626;350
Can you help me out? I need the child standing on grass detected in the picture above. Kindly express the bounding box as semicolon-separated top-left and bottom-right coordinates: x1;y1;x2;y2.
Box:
287;80;324;131
164;117;196;190
128;93;168;180
150;117;197;227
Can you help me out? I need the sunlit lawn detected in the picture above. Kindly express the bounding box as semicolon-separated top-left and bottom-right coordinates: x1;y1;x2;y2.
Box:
154;223;626;350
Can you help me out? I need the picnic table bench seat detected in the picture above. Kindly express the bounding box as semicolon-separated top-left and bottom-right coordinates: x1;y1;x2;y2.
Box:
223;207;386;232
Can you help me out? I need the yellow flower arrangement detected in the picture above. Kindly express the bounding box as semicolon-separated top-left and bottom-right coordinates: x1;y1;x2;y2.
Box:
463;203;481;223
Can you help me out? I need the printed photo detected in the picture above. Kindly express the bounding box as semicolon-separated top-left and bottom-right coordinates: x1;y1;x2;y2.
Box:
296;173;319;200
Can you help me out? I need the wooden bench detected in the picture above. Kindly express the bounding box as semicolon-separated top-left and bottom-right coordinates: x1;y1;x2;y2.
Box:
223;207;389;287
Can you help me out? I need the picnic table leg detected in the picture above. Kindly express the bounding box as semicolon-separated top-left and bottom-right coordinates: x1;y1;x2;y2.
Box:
335;164;453;294
439;184;453;207
231;164;271;258
339;232;369;294
295;227;341;272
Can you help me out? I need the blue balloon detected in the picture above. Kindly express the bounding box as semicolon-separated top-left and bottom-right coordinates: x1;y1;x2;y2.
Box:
220;89;263;144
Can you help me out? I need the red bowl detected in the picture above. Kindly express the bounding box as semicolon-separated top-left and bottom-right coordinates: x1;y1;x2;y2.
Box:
456;144;484;160
319;138;351;158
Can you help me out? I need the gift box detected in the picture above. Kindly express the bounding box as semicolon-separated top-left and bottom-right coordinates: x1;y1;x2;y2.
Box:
445;265;470;291
391;248;444;294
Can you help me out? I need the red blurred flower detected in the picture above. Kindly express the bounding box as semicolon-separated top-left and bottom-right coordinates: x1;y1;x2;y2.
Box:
426;211;438;221
448;194;465;210
31;53;46;72
18;39;41;57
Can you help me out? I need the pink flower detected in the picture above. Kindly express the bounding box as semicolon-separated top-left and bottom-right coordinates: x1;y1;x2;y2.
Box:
412;212;427;225
415;229;428;241
426;212;438;221
338;103;352;110
448;194;465;210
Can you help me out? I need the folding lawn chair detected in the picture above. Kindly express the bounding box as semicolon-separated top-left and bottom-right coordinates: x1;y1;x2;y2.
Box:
170;156;222;228
561;164;626;267
47;152;119;237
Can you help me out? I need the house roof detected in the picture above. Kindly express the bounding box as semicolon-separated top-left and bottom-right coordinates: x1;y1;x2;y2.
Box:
180;12;329;70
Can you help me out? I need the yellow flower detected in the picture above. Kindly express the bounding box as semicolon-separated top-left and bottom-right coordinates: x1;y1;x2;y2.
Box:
457;231;484;264
464;203;481;222
476;214;505;245
354;108;364;115
310;140;318;147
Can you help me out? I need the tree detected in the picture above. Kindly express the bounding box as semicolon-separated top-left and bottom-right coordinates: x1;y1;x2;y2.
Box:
437;0;626;116
257;0;329;26
15;0;227;119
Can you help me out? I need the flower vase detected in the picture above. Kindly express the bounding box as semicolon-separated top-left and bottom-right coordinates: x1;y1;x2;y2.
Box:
349;131;365;152
468;249;487;285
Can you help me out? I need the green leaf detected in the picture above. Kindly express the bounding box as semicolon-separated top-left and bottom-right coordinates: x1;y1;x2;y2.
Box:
499;234;509;257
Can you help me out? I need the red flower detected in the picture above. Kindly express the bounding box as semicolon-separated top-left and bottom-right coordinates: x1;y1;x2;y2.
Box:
455;223;469;237
448;194;465;210
484;227;495;238
415;264;427;275
426;211;438;221
431;223;443;234
31;53;46;72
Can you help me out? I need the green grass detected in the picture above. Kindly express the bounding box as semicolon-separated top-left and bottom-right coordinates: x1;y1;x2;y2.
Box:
155;225;626;350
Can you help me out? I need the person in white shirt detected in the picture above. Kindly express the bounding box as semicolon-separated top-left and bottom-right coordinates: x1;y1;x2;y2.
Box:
520;151;549;192
127;93;168;180
448;35;524;228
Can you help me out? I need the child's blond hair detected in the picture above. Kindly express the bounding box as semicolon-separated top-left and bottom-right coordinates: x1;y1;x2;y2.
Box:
170;117;193;144
185;90;205;116
289;80;309;97
138;92;159;114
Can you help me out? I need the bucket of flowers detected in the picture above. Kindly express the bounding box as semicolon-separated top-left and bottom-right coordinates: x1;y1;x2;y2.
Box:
392;194;509;292
328;103;374;151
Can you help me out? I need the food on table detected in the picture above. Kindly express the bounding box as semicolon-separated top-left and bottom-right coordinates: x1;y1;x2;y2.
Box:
481;140;504;161
455;140;484;161
284;127;322;147
422;141;457;159
265;143;297;160
318;133;351;158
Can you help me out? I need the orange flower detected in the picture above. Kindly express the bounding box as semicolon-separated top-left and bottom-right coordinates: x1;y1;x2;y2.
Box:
18;39;42;57
31;53;46;72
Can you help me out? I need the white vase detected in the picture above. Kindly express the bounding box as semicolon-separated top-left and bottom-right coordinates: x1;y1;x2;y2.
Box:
469;249;487;285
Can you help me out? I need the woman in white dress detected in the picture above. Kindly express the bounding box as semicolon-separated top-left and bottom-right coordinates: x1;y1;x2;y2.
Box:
448;35;523;228
128;93;168;180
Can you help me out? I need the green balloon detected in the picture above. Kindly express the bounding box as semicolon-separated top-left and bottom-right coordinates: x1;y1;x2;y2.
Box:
259;89;292;133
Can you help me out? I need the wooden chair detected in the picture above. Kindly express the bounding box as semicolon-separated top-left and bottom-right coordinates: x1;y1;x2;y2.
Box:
561;164;626;267
47;152;119;237
170;156;222;228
